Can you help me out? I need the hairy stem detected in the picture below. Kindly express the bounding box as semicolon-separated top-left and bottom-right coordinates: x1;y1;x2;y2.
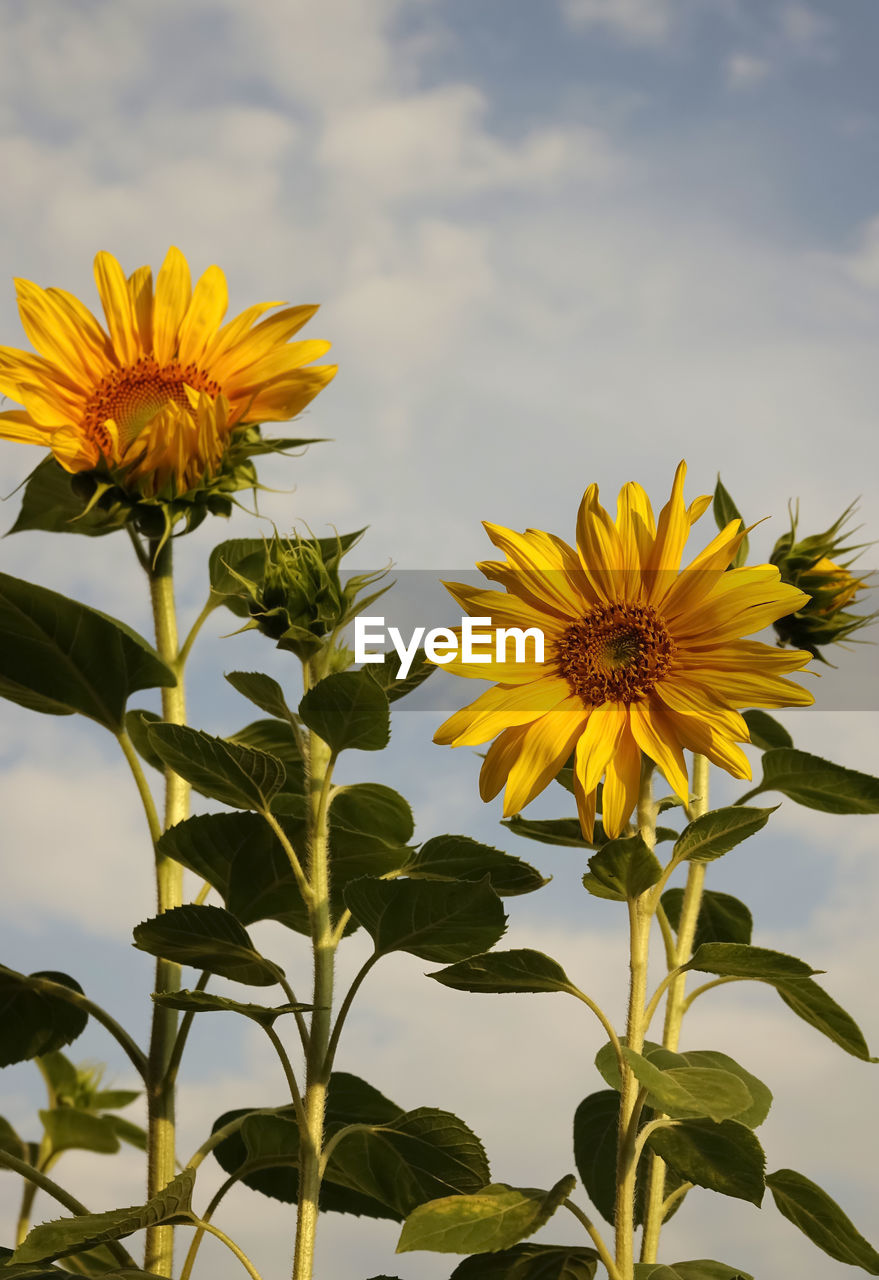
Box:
640;753;710;1264
291;730;336;1280
144;537;190;1275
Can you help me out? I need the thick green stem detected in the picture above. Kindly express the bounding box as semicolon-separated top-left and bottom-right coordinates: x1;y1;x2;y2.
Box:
614;760;656;1279
291;730;336;1280
640;753;710;1264
144;537;190;1276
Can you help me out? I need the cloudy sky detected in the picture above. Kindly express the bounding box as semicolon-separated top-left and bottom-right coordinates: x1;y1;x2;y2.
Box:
1;1;878;1277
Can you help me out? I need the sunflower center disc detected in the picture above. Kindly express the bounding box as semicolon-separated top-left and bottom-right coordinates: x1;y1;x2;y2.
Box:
83;357;221;452
556;602;676;704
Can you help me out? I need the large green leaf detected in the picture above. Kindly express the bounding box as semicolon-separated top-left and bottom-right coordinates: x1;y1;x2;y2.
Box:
0;573;174;731
0;969;88;1067
299;671;390;753
329;783;414;853
401;835;547;897
449;1243;599;1278
750;749;879;814
661;890;753;948
396;1176;576;1254
228;719;304;796
132;905;284;986
148;723;285;810
766;1168;879;1273
225;671;295;722
7;456;127;538
684;943;818;982
672;807;775;863
646;1119;765;1205
38;1110;120;1156
572;1091;620;1225
620;1049;752;1123
594;1042;771;1130
344;877;506;963
583;835;662;901
12;1171;193;1264
430;950;574;995
775;978;875;1060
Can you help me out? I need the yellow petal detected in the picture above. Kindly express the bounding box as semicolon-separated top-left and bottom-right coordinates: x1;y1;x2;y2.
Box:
224;341;333;394
576;483;626;601
177;264;229;369
601;723;642;838
629;700;689;801
503;698;588;814
434;678;571;746
575;701;627;796
482;522;592;617
644;460;693;603
0;409;51;445
216;304;320;377
479;724;530;801
153;247;192;365
662;520;746;621
573;763;598;841
244;365;337;422
94;252;139;366
127;266;154;356
14;280;107;384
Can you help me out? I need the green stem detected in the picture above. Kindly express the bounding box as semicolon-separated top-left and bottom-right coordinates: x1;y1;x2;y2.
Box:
162;971;210;1093
614;759;656;1280
0;1151;137;1268
178;597;219;670
117;730;162;846
144;536;190;1276
640;753;710;1265
324;953;380;1074
184;1217;265;1280
291;729;337;1280
563;1198;621;1280
263;1023;307;1130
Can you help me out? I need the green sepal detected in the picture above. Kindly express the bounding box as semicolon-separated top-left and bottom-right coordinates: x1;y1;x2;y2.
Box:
132;905;284;986
0;969;88;1067
0;572;174;731
7;456;128;538
712;477;749;568
11;1170;194;1265
766;1167;879;1272
344;877;507;963
396;1175;577;1255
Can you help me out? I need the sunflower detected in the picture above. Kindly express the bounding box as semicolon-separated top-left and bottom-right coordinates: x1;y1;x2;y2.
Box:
0;247;336;502
434;462;814;839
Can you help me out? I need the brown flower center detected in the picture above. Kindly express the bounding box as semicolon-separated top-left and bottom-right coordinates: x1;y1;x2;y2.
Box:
556;601;676;704
82;357;222;455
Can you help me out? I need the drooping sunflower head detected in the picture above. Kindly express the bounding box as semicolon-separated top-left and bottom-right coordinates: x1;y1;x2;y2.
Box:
434;461;814;840
0;247;336;534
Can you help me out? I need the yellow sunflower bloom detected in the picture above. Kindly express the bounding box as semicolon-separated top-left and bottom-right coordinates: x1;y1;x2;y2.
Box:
0;247;336;502
435;462;814;840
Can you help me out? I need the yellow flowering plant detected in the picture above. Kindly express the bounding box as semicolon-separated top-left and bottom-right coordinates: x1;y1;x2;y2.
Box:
1;250;878;1280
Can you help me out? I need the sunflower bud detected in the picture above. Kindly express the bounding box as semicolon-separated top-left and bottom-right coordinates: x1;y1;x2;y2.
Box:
770;502;875;660
219;530;389;664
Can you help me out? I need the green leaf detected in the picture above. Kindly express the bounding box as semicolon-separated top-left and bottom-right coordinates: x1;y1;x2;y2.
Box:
684;943;819;982
750;748;879;814
228;719;304;796
634;1265;752;1280
7;456;126;538
92;1090;140;1112
594;1041;771;1129
430;950;574;995
766;1168;879;1273
12;1170;194;1264
132;905;284;986
299;671;390;753
401;835;547;896
330;783;414;853
775;978;875;1060
661;890;753;948
0;572;175;731
646;1119;765;1205
325;1108;490;1217
620;1048;753;1123
449;1243;600;1278
148;723;285;810
0;1115;28;1160
742;710;792;751
0;969;88;1067
583;835;662;901
572;1090;620;1225
672;807;775;863
363;648;436;702
151;990;309;1027
503;816;597;849
344;877;507;963
225;671;295;721
38;1110;120;1156
712;477;748;568
104;1115;147;1152
396;1175;577;1254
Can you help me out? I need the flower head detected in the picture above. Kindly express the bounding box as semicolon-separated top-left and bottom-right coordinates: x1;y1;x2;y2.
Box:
435;462;813;839
0;248;336;530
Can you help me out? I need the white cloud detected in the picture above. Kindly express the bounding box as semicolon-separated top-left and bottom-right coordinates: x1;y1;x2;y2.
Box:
726;53;772;87
561;0;676;43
